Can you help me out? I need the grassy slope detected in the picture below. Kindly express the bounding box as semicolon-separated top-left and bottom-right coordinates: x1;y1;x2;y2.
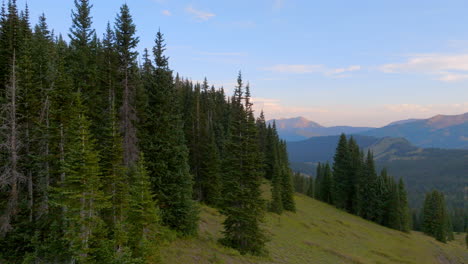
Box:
161;191;467;264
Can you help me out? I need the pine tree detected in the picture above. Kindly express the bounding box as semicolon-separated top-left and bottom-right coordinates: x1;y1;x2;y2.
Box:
141;31;197;235
115;3;139;167
127;153;163;261
220;74;266;255
31;12;55;218
279;141;295;212
200;128;222;206
398;178;410;232
0;50;23;235
53;95;109;262
314;163;323;200
322;163;334;204
422;190;450;243
270;158;283;214
332;134;350;210
68;0;101;131
359;150;378;221
383;173;400;229
306;175;314;198
347;137;361;214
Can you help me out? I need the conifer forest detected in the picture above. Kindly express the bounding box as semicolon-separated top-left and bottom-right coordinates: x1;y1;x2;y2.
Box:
0;1;465;264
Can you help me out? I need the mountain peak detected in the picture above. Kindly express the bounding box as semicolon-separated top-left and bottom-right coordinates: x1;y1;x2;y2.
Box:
426;112;468;129
270;116;323;129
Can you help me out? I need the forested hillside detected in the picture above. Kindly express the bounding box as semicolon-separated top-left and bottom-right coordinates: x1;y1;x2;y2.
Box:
287;135;468;210
0;1;296;263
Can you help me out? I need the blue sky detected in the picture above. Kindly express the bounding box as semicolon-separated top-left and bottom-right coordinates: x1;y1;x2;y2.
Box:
17;0;468;126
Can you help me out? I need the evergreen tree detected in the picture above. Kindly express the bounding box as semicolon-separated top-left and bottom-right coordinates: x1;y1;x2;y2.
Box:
127;153;163;261
279;141;295;212
220;74;266;255
199;128;222;206
270;158;283;214
0;49;22;235
314;163;323;200
68;0;101;133
332;134;350;210
398;178;411;232
115;3;139;166
322;163;334;204
306;175;314;198
53;95;109;262
347;137;361;214
422;190;450;243
141;31;197;235
359;150;378;221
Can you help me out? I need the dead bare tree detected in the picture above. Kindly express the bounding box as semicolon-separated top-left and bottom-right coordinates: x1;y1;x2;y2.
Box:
0;51;25;235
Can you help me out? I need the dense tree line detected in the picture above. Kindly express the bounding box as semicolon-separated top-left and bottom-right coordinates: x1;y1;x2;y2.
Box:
294;134;411;232
420;190;454;243
0;1;294;262
412;206;466;235
331;134;411;232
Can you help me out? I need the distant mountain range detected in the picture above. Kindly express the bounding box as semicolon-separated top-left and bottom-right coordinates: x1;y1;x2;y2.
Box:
360;112;468;149
271;112;468;149
287;135;468;208
267;117;373;141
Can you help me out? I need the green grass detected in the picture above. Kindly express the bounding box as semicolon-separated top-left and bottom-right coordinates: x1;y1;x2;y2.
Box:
161;189;467;264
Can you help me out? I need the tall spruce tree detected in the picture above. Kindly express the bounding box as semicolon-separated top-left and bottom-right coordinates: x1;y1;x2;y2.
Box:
322;163;334;204
332;134;350;210
141;31;197;235
53;95;109;262
314;163;323;200
220;74;266;255
279;140;295;212
359;150;378;221
127;153;163;261
422;190;450;243
68;0;101;133
347;137;361;214
398;178;411;232
115;3;139;166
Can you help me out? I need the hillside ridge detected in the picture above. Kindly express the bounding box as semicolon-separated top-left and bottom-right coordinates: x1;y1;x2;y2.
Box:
161;192;467;264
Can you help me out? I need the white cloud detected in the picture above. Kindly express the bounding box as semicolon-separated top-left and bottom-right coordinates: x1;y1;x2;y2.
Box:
262;64;361;77
185;6;215;21
251;97;329;119
380;53;468;82
329;65;361;75
162;10;171;16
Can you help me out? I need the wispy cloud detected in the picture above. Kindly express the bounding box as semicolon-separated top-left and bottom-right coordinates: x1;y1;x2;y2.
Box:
384;103;468;114
185;6;215;21
384;104;431;113
162;10;171;16
262;64;361;77
379;53;468;82
251;97;329;119
250;100;468;127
